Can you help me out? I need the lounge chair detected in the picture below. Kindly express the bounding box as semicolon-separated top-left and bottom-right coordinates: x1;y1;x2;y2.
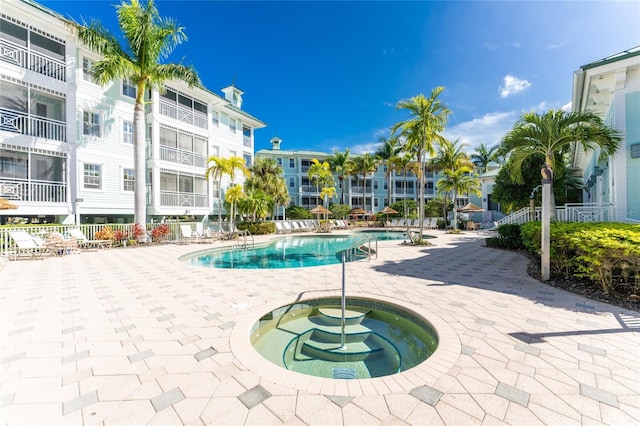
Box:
274;221;286;234
8;230;46;260
44;232;80;255
68;228;112;250
195;223;214;243
180;224;198;243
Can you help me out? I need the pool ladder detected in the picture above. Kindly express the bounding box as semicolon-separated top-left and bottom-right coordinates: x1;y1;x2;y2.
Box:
232;229;254;250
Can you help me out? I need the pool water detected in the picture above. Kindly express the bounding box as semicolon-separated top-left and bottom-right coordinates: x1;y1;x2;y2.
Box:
183;235;370;269
357;229;435;241
251;299;438;379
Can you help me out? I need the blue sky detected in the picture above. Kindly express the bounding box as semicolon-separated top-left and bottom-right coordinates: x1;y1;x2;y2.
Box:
43;0;640;155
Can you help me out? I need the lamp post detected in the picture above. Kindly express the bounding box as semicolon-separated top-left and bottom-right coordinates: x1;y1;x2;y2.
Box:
75;198;83;226
540;164;553;281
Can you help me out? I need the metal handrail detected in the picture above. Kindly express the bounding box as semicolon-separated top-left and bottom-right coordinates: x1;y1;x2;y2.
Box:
343;234;378;262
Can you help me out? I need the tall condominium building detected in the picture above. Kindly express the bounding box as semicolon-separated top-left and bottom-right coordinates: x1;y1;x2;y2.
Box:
0;0;265;225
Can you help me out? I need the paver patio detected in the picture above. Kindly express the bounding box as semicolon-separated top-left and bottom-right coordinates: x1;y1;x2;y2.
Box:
1;230;638;425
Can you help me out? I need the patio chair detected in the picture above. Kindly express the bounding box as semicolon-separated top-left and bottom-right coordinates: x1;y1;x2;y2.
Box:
180;224;198;243
44;232;80;256
68;228;112;250
8;230;46;260
195;222;214;243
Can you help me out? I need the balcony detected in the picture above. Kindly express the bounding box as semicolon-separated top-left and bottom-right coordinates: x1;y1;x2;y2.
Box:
0;39;66;81
159;100;208;130
0;178;67;203
159;191;208;207
300;185;321;194
159;146;207;168
0;107;67;142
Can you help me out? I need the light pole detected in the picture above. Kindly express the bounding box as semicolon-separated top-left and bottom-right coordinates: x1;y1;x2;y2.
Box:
540;164;553;281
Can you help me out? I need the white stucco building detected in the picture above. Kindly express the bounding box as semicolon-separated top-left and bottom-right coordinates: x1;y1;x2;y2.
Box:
572;46;640;222
0;0;265;225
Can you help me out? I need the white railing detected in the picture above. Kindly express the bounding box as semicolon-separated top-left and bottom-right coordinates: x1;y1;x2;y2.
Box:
0;222;196;258
0;178;67;203
0;39;66;81
0;107;67;142
300;185;320;193
159;146;207;167
158;100;208;130
159;191;208;207
497;203;616;226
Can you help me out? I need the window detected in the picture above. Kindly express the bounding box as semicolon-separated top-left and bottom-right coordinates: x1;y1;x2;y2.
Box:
374;180;379;190
122;79;136;98
84;163;101;189
289;177;295;188
123;168;134;191
229;118;236;133
82;57;95;82
212;111;219;127
210;145;219;157
277;158;282;167
244;153;252;167
83;111;100;137
289;159;295;168
122;120;133;144
243;125;251;138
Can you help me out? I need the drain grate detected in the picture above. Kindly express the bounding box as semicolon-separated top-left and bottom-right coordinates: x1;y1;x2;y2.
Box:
332;368;356;379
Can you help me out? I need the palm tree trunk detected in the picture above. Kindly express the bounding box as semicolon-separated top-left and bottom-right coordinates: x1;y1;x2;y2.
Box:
133;102;147;242
418;151;425;239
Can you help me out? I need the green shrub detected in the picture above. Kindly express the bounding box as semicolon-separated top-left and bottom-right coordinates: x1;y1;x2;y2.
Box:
237;221;275;235
520;222;640;294
485;224;524;249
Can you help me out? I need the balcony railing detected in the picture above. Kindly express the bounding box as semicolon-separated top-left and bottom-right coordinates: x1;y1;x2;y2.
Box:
0;39;66;81
300;185;321;193
159;146;207;168
0;178;67;203
158;100;208;130
0;107;67;142
159;191;208;207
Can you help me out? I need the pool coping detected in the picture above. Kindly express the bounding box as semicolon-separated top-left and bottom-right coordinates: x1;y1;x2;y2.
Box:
230;290;462;396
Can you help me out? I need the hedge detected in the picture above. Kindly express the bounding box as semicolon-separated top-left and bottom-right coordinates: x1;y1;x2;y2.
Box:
519;222;640;294
236;221;276;235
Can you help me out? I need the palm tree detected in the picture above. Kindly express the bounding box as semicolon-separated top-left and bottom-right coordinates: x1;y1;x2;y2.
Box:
375;136;401;207
307;159;333;208
390;153;421;230
205;156;230;227
471;143;500;173
227;156;250;184
75;0;200;237
352;153;380;213
431;138;474;223
436;166;481;231
501;109;621;217
224;184;245;236
393;87;451;239
246;157;288;219
326;149;353;204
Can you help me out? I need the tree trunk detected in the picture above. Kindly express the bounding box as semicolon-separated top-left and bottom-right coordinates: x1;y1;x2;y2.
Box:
418;151;425;239
133;102;147;241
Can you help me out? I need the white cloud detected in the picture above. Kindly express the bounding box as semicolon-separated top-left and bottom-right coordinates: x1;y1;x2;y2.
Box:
499;74;531;98
350;142;381;155
443;111;519;152
546;40;568;50
482;42;498;50
513;42;523;49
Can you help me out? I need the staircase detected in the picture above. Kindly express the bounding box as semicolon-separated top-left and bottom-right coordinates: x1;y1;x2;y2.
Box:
282;307;402;378
496;203;616;227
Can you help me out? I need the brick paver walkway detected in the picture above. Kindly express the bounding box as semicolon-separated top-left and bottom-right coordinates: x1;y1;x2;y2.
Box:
1;230;638;425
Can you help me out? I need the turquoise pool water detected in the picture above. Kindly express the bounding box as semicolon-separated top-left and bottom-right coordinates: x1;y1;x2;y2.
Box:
183;235;373;269
251;298;438;379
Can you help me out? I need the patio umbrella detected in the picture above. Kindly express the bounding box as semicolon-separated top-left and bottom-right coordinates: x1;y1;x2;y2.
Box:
458;202;485;213
309;205;331;221
0;198;18;210
378;206;398;222
349;207;368;215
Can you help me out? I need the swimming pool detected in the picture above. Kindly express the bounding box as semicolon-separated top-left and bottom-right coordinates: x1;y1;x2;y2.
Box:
182;235;375;269
356;229;434;241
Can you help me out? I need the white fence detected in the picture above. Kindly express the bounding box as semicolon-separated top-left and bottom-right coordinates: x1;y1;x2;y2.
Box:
497;203;616;226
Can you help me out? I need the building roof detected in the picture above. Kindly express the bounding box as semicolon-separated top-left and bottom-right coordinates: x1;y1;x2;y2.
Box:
256;149;330;157
581;45;640;70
